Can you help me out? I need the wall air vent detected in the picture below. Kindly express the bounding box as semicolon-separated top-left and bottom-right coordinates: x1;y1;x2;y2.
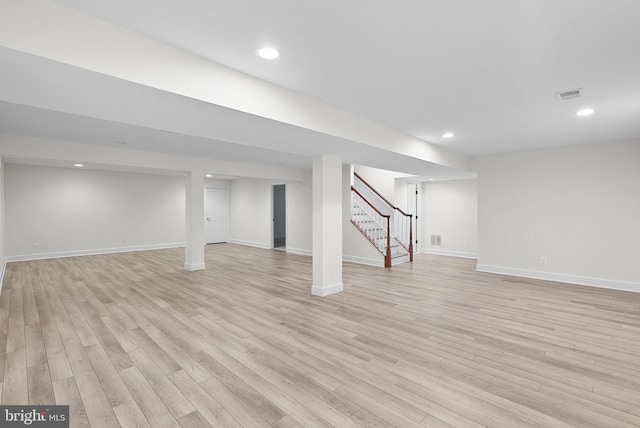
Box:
555;88;585;102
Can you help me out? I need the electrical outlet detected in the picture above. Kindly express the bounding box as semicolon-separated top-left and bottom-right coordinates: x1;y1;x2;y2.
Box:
464;241;469;247
34;242;40;249
540;257;547;264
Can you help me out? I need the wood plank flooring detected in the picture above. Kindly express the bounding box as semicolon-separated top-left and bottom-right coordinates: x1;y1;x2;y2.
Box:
1;244;639;427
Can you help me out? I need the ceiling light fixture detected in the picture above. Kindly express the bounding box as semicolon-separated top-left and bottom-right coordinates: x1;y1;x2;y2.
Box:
205;174;212;178
257;47;279;59
576;108;594;116
428;178;435;181
442;132;454;138
74;163;84;167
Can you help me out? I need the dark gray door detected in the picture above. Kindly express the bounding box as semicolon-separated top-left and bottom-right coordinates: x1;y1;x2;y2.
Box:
273;184;286;248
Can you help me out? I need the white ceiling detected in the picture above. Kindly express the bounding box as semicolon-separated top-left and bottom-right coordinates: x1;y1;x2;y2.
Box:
2;0;640;178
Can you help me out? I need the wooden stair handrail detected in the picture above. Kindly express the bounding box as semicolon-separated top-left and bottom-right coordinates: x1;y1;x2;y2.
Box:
351;186;392;268
351;186;390;219
354;172;412;216
354;172;414;263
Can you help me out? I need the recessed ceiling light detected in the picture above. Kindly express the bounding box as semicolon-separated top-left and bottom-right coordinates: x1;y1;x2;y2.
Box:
428;178;435;181
442;132;454;138
576;108;594;116
205;174;212;178
257;47;279;59
74;163;84;167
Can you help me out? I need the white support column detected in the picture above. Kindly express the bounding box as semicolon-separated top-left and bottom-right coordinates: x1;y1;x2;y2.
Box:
312;155;343;296
184;170;206;271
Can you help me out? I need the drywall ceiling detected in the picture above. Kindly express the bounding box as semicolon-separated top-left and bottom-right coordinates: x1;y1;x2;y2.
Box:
1;0;639;179
53;0;640;154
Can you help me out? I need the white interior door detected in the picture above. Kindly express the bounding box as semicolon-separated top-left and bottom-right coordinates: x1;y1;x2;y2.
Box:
205;188;228;244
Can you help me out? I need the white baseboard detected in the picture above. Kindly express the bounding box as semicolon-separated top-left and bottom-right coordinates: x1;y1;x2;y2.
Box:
422;248;477;259
227;239;271;250
342;255;385;267
476;264;640;294
4;242;186;263
312;282;344;297
286;247;312;257
184;262;206;271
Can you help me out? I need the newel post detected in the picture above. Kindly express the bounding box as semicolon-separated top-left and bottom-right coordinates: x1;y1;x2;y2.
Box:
409;214;414;262
385;216;392;268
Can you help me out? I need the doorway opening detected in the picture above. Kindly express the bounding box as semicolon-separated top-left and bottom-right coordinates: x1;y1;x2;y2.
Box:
272;184;286;250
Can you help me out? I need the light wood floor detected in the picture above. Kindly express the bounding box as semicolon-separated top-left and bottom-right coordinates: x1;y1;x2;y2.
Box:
1;244;639;427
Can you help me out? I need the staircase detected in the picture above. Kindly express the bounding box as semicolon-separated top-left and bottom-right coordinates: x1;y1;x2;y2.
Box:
350;173;413;267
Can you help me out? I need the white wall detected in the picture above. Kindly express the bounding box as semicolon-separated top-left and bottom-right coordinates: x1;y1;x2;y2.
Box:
354;165;407;203
5;164;185;259
228;176;312;254
422;180;478;258
229;179;272;248
394;178;408;212
475;140;640;291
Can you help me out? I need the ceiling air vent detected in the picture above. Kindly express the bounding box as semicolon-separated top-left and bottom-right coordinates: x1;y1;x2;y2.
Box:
555;88;585;102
